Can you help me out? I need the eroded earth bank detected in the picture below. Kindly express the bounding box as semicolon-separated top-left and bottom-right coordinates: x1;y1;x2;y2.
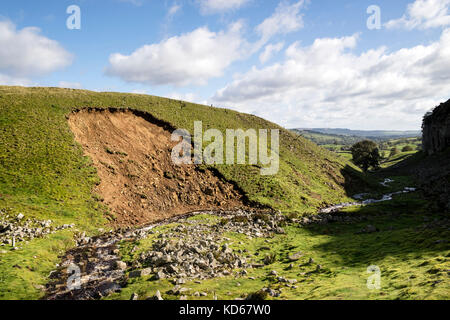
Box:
68;109;249;227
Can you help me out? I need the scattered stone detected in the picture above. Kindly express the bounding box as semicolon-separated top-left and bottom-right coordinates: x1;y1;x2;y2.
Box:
0;210;74;247
263;288;280;298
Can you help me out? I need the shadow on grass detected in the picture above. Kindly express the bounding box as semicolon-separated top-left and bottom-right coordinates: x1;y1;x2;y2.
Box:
340;164;383;197
301;193;449;267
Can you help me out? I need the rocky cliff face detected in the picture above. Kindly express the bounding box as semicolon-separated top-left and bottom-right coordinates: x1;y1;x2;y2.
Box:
421;100;450;211
422;99;450;155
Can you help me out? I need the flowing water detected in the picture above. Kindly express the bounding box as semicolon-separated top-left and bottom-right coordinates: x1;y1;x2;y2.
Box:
319;178;416;214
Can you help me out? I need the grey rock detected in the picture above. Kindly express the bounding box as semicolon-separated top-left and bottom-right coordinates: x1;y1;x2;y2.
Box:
149;290;163;300
288;251;303;261
115;261;127;271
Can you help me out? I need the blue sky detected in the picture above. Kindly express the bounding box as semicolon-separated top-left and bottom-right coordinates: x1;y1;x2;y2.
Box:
1;0;450;130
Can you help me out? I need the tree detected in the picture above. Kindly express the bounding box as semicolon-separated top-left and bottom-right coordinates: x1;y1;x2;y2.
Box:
390;147;399;157
350;140;381;172
402;145;414;152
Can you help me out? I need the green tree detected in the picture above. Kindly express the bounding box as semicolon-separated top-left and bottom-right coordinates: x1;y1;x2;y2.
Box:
350;140;381;172
390;147;399;157
402;145;414;152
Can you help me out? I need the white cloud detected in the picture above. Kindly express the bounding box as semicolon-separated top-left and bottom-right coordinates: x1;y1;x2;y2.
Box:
212;29;450;130
168;3;182;18
0;73;31;86
197;0;250;14
386;0;450;30
131;89;148;94
0;21;73;84
118;0;143;6
256;0;307;42
106;1;308;87
58;81;82;89
259;42;285;63
106;22;249;86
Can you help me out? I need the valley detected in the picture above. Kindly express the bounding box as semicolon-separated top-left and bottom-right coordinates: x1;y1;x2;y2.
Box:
0;86;448;300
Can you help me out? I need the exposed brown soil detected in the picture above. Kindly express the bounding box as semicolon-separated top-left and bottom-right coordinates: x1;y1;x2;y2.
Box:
68;109;248;227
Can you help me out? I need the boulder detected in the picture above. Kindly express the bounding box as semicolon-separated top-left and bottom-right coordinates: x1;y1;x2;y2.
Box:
114;261;127;271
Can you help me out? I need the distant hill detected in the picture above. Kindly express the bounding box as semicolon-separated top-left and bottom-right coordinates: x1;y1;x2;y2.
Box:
290;129;363;147
293;128;421;139
291;128;422;156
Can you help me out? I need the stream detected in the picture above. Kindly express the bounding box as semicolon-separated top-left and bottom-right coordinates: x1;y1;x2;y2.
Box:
319;178;416;214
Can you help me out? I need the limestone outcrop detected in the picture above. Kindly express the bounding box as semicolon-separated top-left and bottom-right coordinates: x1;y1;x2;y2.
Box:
422;99;450;155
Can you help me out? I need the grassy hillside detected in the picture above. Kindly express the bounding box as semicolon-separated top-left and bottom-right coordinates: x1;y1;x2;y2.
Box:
291;130;363;148
0;86;360;217
0;85;365;299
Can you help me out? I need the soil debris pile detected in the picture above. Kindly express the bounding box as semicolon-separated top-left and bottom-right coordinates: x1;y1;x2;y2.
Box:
68;109;247;226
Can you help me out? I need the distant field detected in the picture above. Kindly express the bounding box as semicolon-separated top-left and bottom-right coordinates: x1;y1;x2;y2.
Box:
293;128;421;139
291;129;422;166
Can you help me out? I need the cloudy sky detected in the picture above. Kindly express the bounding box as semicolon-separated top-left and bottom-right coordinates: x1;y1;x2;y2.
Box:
1;0;450;130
